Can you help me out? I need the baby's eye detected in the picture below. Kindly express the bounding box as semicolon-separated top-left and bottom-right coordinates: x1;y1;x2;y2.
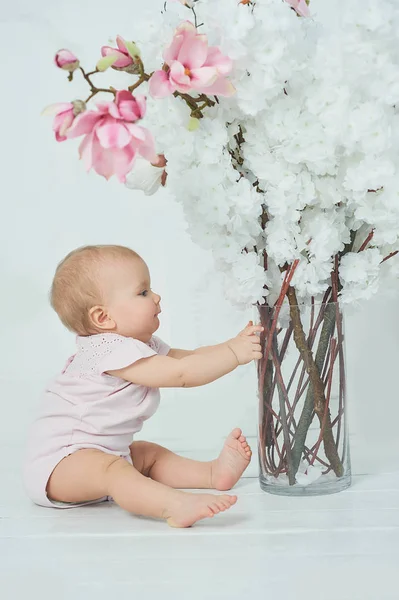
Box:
140;290;149;297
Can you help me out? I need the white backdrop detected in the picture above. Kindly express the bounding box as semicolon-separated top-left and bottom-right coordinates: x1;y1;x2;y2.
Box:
1;0;399;476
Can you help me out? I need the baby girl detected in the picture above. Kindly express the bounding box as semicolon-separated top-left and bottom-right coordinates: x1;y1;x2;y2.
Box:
23;245;263;527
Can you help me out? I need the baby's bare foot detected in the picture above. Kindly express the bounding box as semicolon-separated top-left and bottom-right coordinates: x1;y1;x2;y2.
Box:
211;428;252;491
165;492;237;528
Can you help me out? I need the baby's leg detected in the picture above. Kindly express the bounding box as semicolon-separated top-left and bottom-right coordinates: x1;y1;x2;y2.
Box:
47;449;237;527
131;428;252;491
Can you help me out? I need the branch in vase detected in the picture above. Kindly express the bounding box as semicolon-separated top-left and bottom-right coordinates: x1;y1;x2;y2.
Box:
279;322;294;362
321;338;336;384
308;337;336;467
332;257;347;464
271;331;296;483
258;350;274;468
286;288;331;398
284;289;335;441
260;339;333;475
262;260;299;367
265;317;292;422
258;332;283;475
259;306;296;484
260;348;333;475
287;286;344;478
287;230;357;477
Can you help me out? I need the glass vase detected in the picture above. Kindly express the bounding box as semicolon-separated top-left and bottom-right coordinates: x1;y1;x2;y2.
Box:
256;300;351;496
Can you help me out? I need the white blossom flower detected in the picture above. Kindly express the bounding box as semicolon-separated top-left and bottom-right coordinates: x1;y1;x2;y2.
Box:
125;157;165;196
339;249;383;304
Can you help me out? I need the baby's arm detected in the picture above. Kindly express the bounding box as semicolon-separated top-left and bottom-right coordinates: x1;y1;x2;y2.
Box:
168;321;259;360
168;345;224;359
107;325;263;388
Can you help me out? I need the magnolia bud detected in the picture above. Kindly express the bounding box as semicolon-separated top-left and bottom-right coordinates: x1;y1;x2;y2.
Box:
100;37;142;74
72;100;86;116
54;49;80;72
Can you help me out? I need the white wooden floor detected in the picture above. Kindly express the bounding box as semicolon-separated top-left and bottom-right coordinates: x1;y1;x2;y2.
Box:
2;443;399;600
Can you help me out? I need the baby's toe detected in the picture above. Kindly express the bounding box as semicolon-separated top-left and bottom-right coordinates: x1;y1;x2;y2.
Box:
231;428;242;440
220;498;232;509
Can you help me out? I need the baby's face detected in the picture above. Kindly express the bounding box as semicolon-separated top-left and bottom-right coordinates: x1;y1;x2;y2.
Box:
103;257;161;341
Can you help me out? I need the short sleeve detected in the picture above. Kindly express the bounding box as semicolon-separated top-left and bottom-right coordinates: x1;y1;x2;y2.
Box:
148;335;171;356
98;336;157;374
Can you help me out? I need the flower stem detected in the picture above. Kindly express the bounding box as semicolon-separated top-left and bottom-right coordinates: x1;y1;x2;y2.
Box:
128;73;150;92
191;6;199;28
173;90;216;118
79;67;116;102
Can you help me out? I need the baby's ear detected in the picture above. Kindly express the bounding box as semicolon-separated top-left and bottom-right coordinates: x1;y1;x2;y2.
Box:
88;305;115;331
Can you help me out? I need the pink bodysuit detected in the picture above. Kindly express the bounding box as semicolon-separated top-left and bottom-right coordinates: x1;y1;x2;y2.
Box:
23;333;170;508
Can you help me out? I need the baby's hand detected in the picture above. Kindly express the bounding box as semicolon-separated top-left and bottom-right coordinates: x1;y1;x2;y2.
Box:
228;322;263;365
237;320;263;338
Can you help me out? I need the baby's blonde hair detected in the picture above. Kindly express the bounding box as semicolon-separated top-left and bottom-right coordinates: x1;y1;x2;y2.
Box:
50;245;140;335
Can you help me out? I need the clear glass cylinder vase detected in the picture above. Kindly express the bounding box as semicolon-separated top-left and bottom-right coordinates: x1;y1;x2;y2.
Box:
256;301;351;496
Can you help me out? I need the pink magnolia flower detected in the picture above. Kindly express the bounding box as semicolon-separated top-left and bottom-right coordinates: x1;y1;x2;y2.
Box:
54;49;80;72
66;90;157;183
101;36;139;73
149;21;235;99
42;100;86;142
285;0;311;17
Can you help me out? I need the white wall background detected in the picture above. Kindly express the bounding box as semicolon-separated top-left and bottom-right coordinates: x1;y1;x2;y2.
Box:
1;0;398;476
